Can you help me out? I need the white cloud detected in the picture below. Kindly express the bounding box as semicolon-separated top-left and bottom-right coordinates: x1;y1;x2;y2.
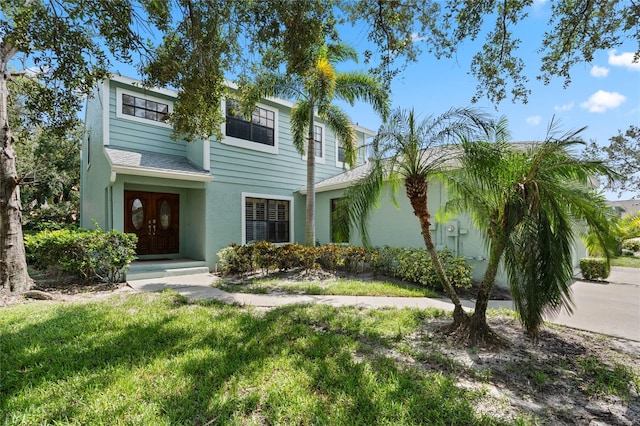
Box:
411;32;425;43
590;65;609;77
554;102;574;111
608;50;640;70
526;115;542;126
580;90;626;113
532;0;548;9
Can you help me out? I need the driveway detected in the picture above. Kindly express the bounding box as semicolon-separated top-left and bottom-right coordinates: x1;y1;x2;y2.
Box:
545;267;639;341
127;267;640;342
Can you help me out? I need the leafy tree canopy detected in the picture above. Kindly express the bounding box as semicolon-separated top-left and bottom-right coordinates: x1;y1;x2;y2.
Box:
342;0;639;104
584;125;640;197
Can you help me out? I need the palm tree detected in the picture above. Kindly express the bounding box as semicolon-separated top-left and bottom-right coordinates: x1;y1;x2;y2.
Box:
333;107;491;326
444;118;618;341
239;43;389;246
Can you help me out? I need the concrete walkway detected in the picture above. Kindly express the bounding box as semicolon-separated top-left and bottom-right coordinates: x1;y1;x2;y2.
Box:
127;266;639;342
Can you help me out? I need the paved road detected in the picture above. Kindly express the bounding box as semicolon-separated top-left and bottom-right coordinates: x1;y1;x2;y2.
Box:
127;267;639;342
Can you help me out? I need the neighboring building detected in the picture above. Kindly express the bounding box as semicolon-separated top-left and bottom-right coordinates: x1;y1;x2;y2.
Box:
609;199;640;216
81;75;587;283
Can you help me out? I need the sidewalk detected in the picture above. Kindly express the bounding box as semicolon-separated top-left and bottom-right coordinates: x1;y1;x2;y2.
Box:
127;266;639;342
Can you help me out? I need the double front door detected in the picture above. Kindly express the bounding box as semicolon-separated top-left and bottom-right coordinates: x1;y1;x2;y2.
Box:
124;191;179;255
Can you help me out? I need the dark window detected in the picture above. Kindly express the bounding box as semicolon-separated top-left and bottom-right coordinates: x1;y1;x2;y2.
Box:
337;145;345;163
122;94;169;123
331;198;349;243
245;197;290;243
226;99;275;146
314;125;323;158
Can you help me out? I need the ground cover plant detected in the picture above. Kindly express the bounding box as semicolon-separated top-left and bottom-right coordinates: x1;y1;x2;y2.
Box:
611;256;640;268
1;291;638;425
214;275;439;298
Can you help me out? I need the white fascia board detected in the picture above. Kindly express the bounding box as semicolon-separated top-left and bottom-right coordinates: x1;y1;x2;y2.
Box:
299;181;354;195
102;79;110;146
110;74;179;98
353;124;376;137
111;165;214;182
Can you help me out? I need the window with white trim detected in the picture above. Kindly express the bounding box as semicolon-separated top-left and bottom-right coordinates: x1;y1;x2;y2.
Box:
226;99;275;146
337;145;346;163
115;87;173;128
122;93;169;123
331;198;349;243
314;125;323;158
245;197;290;243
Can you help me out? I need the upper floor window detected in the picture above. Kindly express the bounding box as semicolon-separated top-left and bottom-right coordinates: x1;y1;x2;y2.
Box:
115;87;173;128
122;94;169;123
337;145;346;164
314;125;323;158
225;99;275;147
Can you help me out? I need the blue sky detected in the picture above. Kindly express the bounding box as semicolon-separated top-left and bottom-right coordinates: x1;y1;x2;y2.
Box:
332;8;639;152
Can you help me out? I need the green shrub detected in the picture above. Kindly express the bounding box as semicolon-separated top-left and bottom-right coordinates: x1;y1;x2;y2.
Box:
579;258;610;281
24;228;137;283
215;242;472;289
622;239;640;252
367;246;472;291
253;241;278;273
22;201;79;231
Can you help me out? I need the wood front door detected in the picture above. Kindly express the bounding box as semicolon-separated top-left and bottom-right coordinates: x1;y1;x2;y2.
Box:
124;191;180;255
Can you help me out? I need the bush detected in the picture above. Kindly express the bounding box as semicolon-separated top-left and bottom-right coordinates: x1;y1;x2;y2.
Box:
214;243;472;290
22;201;79;232
369;246;472;291
24;228;137;283
579;258;610;281
622;239;640;252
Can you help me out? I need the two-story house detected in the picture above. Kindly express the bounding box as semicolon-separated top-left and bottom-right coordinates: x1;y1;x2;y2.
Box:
81;76;588;283
81;75;374;279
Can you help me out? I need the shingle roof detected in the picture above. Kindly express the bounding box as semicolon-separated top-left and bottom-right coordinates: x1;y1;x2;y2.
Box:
105;147;212;179
300;162;373;194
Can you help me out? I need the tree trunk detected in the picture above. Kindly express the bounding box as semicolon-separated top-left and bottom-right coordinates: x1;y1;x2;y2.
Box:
0;68;32;293
472;238;506;324
304;100;316;246
405;176;467;325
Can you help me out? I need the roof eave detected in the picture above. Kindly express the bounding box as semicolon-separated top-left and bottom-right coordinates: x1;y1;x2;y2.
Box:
111;165;214;182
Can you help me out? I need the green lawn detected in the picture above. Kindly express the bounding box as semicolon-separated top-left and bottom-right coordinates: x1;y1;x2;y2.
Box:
214;277;440;298
0;292;502;425
2;292;638;425
611;256;640;268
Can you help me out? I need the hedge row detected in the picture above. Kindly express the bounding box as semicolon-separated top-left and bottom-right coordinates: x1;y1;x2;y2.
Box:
25;228;137;283
217;242;472;291
579;257;610;281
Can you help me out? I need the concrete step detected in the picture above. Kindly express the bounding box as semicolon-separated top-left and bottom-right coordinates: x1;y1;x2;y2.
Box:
126;260;209;281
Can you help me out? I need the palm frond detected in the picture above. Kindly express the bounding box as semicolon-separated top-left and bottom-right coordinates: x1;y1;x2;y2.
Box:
334;72;390;119
334;160;386;246
324;105;357;168
238;72;304;116
290;99;311;155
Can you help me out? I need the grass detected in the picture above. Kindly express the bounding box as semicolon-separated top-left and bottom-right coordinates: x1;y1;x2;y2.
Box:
0;291;507;425
214;277;440;298
2;292;639;424
610;256;640;268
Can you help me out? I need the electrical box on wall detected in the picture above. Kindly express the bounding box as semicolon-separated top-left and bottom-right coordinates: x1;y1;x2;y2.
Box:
445;221;459;236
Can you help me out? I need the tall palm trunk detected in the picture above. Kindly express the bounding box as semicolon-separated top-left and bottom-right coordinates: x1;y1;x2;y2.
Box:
0;67;32;293
304;99;315;246
405;176;467;324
